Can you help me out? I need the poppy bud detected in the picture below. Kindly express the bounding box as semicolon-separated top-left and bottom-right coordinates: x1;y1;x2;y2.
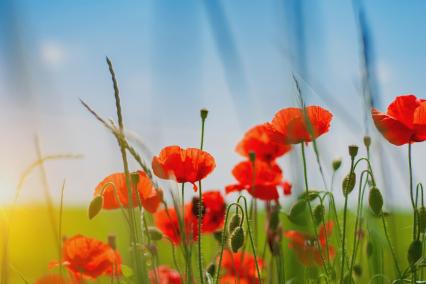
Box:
147;227;163;241
269;208;280;231
108;234;116;250
213;231;223;243
348;145;359;159
200;108;209;120
229;226;244;252
342;172;356;196
332;159;342;171
88;195;103;220
206;263;215;277
407;239;422;265
419;207;426;233
191;197;205;218
288;199;307;225
366;241;374;257
368;187;383;216
363;136;371;148
248;151;256;163
313;204;325;225
228;214;242;233
353;264;362;277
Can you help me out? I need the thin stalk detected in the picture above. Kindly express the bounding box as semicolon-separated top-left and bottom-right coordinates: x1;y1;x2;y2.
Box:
408;143;417;283
381;214;402;277
58;180;66;278
300;143;329;278
340;156;355;283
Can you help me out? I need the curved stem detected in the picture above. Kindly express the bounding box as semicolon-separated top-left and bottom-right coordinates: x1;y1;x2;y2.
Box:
215;203;244;284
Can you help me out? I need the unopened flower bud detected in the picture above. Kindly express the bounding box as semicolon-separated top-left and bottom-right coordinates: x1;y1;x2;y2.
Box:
206;263;216;277
353;264;362;277
348;145;359;159
248;151;256;163
269;208;280;231
342;172;356;196
191;197;205;218
363;136;371;148
332;159;342;171
147;227;163;241
228;214;242;233
88;195;103;220
418;207;426;233
213;231;223;243
368;187;383;216
288;199;307;226
313;204;325;225
108;234;116;250
229;226;244;252
200;108;209;120
408;239;422;265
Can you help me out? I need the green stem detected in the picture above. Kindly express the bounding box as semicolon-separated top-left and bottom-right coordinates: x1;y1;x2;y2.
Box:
340;157;355;284
408;143;417;283
300;143;329;277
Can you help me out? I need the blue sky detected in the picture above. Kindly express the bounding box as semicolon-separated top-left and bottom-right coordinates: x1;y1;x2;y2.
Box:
1;0;426;209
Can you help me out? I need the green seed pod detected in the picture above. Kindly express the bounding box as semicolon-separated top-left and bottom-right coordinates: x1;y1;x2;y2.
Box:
363;136;371;148
88;195;103;220
342;172;356;196
229;226;245;253
348;145;359;159
366;241;374;257
353;264;362;277
332;159;342;171
369;187;383;216
213;231;223;243
313;204;325;225
228;214;242;233
418;206;426;233
147;227;163;241
206;262;215;277
408;239;423;265
288;199;307;225
269;208;280;231
200;108;209;120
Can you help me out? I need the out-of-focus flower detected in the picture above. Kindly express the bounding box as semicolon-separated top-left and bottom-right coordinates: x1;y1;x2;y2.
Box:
94;171;162;213
236;123;291;163
219;250;264;284
149;265;182;284
225;160;286;201
152;146;216;191
154;206;196;244
52;234;122;281
267;106;333;144
190;191;226;233
372;94;426;145
284;221;335;266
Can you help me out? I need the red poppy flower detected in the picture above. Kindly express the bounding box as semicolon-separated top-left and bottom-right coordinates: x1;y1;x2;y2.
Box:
35;274;74;284
236;124;292;163
58;234;122;280
267;106;333;144
219;250;264;284
371;94;426;145
190;191;226;233
154;206;196;244
150;265;182;284
152;146;216;191
225;160;286;201
284;221;335;266
94;171;162;213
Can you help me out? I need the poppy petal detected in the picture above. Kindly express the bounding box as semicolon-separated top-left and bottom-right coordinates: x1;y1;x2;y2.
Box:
372;108;413;145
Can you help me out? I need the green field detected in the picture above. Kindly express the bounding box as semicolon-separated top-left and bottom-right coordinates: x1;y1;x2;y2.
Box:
0;205;419;283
